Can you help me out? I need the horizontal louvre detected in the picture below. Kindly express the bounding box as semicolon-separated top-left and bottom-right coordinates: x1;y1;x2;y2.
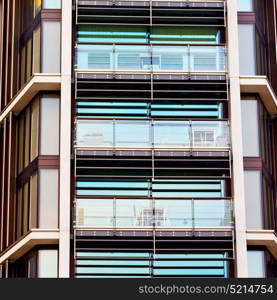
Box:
76;1;225;27
76;179;225;197
74;234;233;277
76;75;228;102
77;102;223;118
75;152;231;179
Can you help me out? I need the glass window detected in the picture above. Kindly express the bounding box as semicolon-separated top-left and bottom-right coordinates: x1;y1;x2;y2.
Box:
237;0;253;12
33;26;41;73
241;99;260;156
26;38;33;81
29;173;38;229
247;251;265;277
43;0;61;9
39;169;59;228
28;254;37;278
16;188;23;239
38;250;58;278
30;97;40;161
24;107;31;168
244;171;264;229
238;24;256;75
40;95;60;155
41;21;61;73
18;114;25;173
23;182;29;234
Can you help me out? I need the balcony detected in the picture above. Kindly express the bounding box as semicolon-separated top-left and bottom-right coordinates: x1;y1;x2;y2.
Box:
75;119;230;149
74;197;233;229
76;44;227;73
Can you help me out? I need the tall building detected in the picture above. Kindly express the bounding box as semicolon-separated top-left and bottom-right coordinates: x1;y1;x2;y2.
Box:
0;0;276;278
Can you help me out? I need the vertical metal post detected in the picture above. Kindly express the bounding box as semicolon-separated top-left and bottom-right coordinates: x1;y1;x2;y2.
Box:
150;0;152;27
189;120;192;150
192;198;195;232
5;260;8;278
112;119;116;148
112;43;116;71
113;198;116;230
75;0;78;25
188;44;191;73
150;73;154;102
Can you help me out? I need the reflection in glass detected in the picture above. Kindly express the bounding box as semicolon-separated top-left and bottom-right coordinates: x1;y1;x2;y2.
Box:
153;121;190;147
116;199;151;226
152;46;188;70
76;44;226;72
116;120;151;147
194;200;232;227
116;45;150;70
76;199;113;226
191;121;229;148
76;198;232;228
76;120;229;149
190;46;225;71
76;120;113;146
155;199;192;227
77;44;113;70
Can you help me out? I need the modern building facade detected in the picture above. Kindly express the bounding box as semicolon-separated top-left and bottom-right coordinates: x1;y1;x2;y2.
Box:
0;0;276;278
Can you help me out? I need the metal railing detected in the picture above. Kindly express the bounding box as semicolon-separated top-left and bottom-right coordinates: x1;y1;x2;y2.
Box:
75;119;230;149
75;43;227;72
74;197;233;228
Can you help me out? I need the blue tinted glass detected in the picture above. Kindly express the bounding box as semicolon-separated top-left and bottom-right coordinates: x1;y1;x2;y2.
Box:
77;26;220;44
237;0;253;11
76;179;225;197
77;26;148;43
75;252;228;278
43;0;61;9
76;102;221;118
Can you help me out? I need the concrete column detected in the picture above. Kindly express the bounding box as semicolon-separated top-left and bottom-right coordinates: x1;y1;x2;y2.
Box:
59;0;72;278
226;0;248;277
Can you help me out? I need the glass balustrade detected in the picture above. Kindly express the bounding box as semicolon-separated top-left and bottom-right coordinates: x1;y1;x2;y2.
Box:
75;198;233;228
76;44;226;72
75;119;230;149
